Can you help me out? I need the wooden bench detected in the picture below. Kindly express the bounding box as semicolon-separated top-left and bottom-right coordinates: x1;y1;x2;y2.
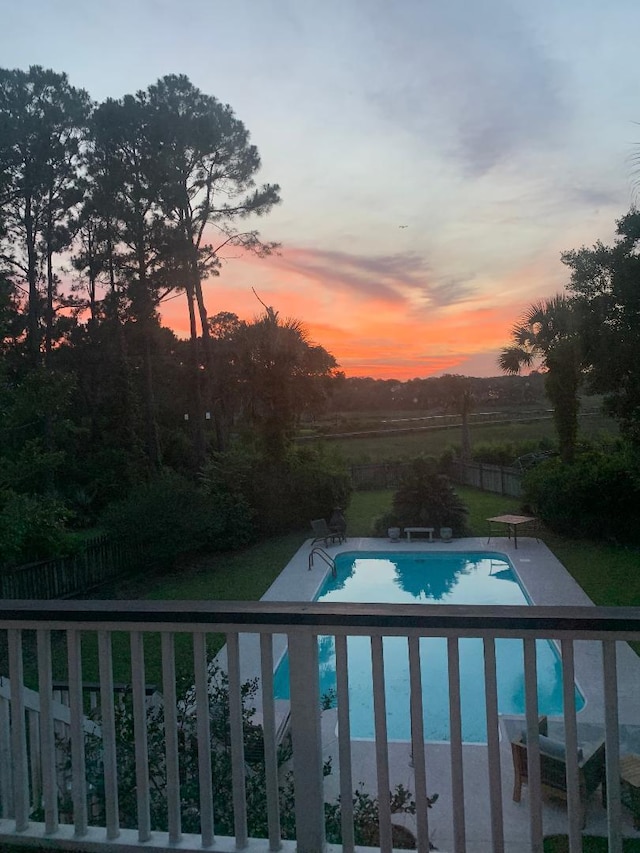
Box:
404;527;434;542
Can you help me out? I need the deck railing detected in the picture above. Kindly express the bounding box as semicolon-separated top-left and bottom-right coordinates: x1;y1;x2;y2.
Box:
1;600;640;853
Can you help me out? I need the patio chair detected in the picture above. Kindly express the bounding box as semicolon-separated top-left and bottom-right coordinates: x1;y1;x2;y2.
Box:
310;518;345;546
510;716;606;827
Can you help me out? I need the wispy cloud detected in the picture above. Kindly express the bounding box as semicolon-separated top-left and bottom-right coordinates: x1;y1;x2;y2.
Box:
361;0;567;176
274;246;428;301
265;245;478;309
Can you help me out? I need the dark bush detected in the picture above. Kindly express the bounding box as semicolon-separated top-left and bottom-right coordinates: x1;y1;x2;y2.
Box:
471;439;555;466
373;457;468;536
0;490;72;570
202;443;352;536
101;471;254;569
524;447;640;543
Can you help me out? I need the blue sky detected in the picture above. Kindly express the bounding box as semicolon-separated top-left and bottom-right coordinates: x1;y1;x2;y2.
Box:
2;0;639;377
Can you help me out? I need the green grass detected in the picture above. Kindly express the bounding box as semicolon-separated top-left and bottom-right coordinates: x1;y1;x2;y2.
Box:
313;414;616;464
5;486;640;852
25;481;640;694
41;532;310;689
348;486;640;619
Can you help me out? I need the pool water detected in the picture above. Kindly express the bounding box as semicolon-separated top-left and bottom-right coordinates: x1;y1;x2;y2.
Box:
273;551;585;742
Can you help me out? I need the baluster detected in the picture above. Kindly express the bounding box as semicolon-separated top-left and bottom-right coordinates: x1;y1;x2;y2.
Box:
483;637;504;853
335;634;354;853
0;690;13;819
447;637;466;853
227;632;248;848
408;636;430;853
603;640;622;853
259;633;281;851
37;629;58;834
67;629;87;836
130;631;151;842
560;639;582;852
8;629;28;832
371;634;392;853
287;630;325;853
194;632;215;846
98;631;119;840
523;637;542;852
161;632;181;844
27;709;41;814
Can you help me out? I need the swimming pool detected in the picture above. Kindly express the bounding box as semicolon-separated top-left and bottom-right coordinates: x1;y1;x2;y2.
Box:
273;550;585;742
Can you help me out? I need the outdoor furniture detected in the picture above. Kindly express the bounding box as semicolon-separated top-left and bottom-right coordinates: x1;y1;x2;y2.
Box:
310;518;344;546
487;514;537;549
329;507;347;540
620;753;640;829
404;526;434;542
506;716;606;828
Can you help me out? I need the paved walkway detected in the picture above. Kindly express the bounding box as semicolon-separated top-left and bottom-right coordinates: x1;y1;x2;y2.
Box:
220;535;640;850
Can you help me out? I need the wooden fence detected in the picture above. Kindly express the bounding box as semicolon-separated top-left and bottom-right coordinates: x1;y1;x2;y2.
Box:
0;536;146;600
348;461;416;490
449;460;522;497
350;460;523;497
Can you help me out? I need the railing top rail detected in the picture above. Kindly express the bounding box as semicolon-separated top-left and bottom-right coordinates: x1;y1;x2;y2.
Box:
2;599;640;637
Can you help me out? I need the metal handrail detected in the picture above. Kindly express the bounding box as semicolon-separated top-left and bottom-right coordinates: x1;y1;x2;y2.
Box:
308;546;336;577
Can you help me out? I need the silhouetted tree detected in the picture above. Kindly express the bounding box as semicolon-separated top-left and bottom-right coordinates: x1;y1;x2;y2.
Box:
563;209;640;445
0;65;90;364
499;295;583;462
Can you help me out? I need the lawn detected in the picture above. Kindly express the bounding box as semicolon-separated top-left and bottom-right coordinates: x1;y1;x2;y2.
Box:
314;412;617;465
68;532;309;687
49;482;639;689
5;483;640;853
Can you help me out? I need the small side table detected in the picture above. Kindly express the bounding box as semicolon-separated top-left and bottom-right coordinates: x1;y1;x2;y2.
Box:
404;527;434;542
620;753;640;828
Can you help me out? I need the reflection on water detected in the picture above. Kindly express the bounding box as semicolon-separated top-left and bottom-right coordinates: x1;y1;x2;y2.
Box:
273;551;584;742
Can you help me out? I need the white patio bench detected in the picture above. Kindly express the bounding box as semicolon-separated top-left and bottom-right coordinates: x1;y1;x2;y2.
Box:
404;526;435;542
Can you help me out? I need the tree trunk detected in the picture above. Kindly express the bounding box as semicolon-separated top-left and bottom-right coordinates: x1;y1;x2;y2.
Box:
185;278;207;469
24;193;41;366
134;241;162;470
191;260;226;452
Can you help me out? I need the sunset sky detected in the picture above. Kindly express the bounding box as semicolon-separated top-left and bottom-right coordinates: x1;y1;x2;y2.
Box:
2;0;640;378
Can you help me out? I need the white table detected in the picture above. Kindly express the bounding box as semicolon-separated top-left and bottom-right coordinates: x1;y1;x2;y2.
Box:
487;514;536;549
404;527;435;542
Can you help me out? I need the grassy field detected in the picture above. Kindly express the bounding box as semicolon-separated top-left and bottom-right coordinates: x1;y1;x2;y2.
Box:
312;413;617;464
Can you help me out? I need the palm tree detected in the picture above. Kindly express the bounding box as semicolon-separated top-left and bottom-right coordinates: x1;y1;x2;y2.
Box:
236;304;337;455
499;295;583;463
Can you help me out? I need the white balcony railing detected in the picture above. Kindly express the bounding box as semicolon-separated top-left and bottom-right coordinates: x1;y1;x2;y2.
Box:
1;600;640;853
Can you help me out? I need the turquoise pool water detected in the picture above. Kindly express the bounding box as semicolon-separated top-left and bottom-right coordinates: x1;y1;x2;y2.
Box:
273;550;585;742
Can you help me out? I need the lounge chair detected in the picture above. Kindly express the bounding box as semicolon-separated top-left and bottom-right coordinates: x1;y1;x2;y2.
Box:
509;716;606;827
310;518;345;546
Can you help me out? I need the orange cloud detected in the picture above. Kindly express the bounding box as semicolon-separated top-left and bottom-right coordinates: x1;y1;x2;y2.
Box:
158;244;556;380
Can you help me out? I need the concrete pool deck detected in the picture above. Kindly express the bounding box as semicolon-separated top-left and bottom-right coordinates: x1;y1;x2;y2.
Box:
222;535;640;850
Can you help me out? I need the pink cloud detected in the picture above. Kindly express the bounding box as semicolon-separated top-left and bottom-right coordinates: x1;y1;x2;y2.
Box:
158;244;555;380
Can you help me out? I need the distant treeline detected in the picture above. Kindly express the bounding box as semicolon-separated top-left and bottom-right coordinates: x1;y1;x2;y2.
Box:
325;372;548;413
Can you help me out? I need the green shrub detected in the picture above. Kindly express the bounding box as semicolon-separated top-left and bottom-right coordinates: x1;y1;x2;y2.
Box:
524;447;640;543
373;457;468;536
101;471;254;569
471;439;554;466
0;490;72;570
202;443;352;536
